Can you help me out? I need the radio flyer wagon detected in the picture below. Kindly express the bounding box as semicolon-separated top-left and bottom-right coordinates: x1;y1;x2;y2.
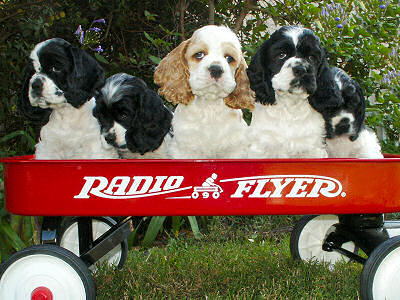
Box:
2;155;400;300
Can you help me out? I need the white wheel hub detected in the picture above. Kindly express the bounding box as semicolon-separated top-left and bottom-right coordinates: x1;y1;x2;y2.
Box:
0;254;86;300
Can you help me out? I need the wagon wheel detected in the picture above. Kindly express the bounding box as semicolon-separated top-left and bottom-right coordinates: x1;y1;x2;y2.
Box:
0;244;96;300
360;236;400;300
290;215;357;265
57;216;128;270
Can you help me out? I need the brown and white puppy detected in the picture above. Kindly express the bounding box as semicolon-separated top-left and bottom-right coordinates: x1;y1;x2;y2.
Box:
154;25;254;159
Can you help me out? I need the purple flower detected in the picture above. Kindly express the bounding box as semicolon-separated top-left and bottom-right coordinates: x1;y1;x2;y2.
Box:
93;18;106;24
79;31;85;44
89;27;101;32
379;4;386;8
320;1;348;24
337;24;343;28
93;45;104;53
381;70;400;84
75;25;82;35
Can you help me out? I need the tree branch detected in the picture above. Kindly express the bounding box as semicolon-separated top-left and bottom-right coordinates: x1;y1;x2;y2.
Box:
208;0;215;25
179;0;185;40
100;12;114;42
233;0;257;33
176;0;191;41
0;0;46;13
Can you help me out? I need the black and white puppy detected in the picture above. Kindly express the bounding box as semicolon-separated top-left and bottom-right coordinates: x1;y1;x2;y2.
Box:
19;38;118;159
247;26;330;158
93;73;173;158
310;67;383;158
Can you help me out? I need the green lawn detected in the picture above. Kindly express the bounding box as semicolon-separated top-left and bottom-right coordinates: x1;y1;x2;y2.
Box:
95;216;362;299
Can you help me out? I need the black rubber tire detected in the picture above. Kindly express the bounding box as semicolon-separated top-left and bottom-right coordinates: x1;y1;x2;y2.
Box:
290;215;322;260
57;216;128;269
360;236;400;300
0;244;96;300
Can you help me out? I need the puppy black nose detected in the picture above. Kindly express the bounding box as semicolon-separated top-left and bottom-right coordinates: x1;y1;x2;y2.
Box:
31;78;43;92
293;65;308;76
209;65;223;79
105;133;116;145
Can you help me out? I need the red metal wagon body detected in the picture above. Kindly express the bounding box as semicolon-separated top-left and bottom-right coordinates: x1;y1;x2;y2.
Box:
2;154;400;300
2;154;400;216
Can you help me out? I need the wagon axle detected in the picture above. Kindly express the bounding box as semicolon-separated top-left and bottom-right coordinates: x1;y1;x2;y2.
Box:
321;214;389;264
291;213;400;300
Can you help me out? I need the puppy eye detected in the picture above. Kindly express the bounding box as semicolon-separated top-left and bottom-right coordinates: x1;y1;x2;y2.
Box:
193;52;205;60
308;55;318;63
278;52;287;59
118;113;128;121
51;66;62;73
225;55;235;64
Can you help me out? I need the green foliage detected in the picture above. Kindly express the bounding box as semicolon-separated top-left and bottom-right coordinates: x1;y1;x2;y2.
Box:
140;216;201;249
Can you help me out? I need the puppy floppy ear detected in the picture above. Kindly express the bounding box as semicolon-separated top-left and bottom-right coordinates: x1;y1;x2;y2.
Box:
18;61;51;122
224;58;255;110
126;89;173;155
65;46;106;108
345;80;366;141
246;49;275;105
92;92;114;133
308;60;343;112
154;40;193;105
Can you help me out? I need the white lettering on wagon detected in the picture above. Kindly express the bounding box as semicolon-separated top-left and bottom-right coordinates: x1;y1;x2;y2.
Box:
74;176;191;199
74;174;345;200
220;175;345;198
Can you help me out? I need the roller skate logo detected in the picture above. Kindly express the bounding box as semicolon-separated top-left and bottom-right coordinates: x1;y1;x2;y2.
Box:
191;173;223;199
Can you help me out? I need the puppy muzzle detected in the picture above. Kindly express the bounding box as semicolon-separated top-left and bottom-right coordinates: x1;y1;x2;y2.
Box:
289;59;316;95
30;78;43;98
104;132;127;149
29;74;66;107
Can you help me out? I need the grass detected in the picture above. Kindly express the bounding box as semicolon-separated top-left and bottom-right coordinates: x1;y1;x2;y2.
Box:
94;216;363;299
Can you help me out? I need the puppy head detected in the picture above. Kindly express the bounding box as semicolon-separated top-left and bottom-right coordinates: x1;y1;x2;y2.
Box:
247;26;328;105
19;38;105;117
154;25;254;109
330;68;366;140
94;73;173;155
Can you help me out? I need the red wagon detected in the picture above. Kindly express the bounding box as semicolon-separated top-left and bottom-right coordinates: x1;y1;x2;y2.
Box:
1;155;400;300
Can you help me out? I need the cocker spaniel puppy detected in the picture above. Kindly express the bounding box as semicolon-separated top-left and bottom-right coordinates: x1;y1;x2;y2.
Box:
310;67;383;158
247;26;329;158
154;25;254;159
93;73;173;159
19;38;118;159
